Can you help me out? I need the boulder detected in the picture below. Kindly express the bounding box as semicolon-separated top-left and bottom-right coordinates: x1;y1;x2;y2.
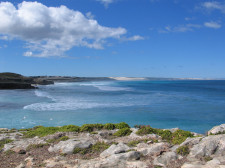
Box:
189;134;225;159
3;137;46;151
137;142;169;156
48;139;92;154
100;143;130;158
154;151;178;167
208;124;225;135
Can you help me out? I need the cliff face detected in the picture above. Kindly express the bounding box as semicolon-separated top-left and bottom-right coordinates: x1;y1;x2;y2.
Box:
0;72;53;89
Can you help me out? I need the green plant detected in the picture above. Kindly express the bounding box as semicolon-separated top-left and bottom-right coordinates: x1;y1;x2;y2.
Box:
157;130;172;141
171;130;193;145
136;126;157;135
115;122;130;129
23;125;80;138
90;132;98;134
23;127;59;138
114;128;132;137
80;124;104;132
4;150;15;155
0;139;13;150
73;142;109;155
103;123;115;130
204;156;213;162
154;166;163;168
176;145;189;156
46;136;69;143
26;143;49;151
127;140;140;147
59;125;80;132
91;142;110;153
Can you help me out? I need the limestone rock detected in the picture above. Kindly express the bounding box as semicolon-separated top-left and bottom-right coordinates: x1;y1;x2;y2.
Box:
100;143;130;158
137;142;169;156
3;137;46;151
189;134;225;158
154;151;178;167
48;139;92;154
208;124;225;135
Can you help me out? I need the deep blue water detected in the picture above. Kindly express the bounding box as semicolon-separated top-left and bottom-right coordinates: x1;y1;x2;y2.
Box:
1;80;225;133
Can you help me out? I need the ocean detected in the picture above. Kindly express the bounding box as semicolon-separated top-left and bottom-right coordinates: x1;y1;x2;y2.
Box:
1;80;225;134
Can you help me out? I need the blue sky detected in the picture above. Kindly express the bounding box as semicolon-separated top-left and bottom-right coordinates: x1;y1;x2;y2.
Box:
0;0;225;78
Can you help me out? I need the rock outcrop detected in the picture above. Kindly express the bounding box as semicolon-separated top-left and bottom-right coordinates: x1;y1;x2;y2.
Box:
1;124;225;168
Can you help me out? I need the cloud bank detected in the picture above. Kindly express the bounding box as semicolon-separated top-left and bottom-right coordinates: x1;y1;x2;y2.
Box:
0;1;128;57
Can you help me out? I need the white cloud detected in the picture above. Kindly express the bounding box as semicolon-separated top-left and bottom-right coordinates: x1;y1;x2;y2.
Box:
86;12;95;19
0;35;8;40
159;24;201;33
0;1;127;57
204;21;222;29
122;35;145;41
97;0;115;7
23;51;33;57
202;1;225;13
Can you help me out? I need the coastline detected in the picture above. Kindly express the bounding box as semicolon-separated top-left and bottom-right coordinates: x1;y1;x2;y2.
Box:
0;123;225;168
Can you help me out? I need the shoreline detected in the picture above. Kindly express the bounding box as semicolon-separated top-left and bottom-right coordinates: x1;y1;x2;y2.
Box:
0;123;225;168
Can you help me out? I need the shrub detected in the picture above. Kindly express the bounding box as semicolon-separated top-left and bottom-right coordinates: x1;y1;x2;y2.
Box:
103;123;115;130
115;122;130;129
24;125;80;138
59;125;80;132
73;142;109;155
114;128;132;137
23;127;59;138
26;143;49;151
171;130;193;145
80;124;104;132
46;136;69;144
127;140;140;147
0;139;13;150
204;156;213;162
136;126;157;135
157;130;172;141
176;145;189;156
91;142;110;153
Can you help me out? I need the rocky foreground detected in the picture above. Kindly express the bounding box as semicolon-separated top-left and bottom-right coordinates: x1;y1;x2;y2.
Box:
0;123;225;168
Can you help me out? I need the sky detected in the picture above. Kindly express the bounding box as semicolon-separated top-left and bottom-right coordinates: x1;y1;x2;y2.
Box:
0;0;225;78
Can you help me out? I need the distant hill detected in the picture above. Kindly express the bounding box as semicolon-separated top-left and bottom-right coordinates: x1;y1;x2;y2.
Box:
0;72;53;89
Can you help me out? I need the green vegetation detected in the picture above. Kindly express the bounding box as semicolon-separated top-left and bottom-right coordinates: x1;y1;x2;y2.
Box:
26;143;49;151
59;125;80;132
204;156;213;162
4;150;16;155
171;130;193;144
114;128;132;137
80;124;104;132
22;122;131;137
127;140;140;147
0;139;13;150
23;125;80;138
73;142;110;155
136;126;193;144
176;145;189;156
46;136;69;143
136;126;156;135
23;126;60;138
115;122;130;129
214;131;225;135
103;123;115;130
154;166;163;168
0;72;23;78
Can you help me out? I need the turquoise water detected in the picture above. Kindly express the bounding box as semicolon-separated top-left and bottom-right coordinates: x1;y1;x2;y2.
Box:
1;80;225;133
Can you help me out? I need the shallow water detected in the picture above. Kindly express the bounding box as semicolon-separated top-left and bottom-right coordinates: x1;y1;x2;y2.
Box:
1;80;225;133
